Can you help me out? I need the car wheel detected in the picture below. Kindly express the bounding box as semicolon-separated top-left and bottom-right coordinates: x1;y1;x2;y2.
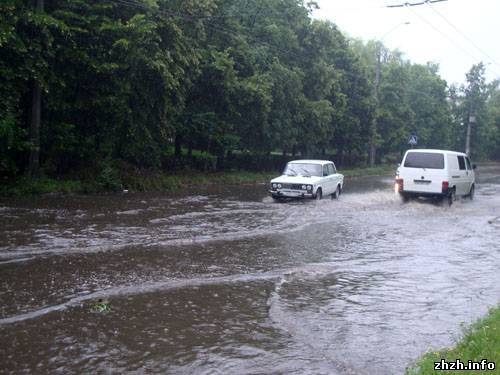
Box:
468;184;475;200
315;188;322;200
332;185;340;199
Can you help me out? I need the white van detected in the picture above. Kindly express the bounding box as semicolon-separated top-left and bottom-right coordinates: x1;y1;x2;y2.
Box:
395;149;476;205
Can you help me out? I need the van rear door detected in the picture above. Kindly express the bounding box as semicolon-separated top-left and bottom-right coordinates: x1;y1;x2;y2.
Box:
401;151;445;194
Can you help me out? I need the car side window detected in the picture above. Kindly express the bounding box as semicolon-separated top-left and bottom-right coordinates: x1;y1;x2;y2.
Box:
457;156;466;170
465;157;472;170
323;165;329;176
329;163;336;174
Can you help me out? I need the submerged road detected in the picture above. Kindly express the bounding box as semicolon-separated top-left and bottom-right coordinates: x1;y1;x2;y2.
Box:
1;165;499;374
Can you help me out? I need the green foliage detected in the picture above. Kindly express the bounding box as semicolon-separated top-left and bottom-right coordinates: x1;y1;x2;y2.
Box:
96;159;123;191
407;305;500;375
1;0;499;187
486;81;500;159
90;299;111;314
0;176;85;196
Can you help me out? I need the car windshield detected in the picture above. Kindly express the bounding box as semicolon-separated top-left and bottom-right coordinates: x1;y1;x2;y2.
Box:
283;163;322;177
403;152;444;169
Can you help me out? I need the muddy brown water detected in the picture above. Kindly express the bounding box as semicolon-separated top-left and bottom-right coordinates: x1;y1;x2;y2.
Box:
1;166;499;374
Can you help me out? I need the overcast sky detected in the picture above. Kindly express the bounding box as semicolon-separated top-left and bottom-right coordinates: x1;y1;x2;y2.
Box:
312;0;500;86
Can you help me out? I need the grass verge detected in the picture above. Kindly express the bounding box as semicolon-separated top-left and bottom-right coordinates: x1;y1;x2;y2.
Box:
406;305;500;374
0;164;395;196
342;164;394;177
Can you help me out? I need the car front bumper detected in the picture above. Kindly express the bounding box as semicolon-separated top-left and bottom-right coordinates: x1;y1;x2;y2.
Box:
270;190;314;198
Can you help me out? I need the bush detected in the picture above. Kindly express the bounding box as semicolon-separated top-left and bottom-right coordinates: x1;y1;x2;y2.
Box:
96;159;123;191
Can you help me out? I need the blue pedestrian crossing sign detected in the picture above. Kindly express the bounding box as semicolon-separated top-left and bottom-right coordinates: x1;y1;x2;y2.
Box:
408;134;418;145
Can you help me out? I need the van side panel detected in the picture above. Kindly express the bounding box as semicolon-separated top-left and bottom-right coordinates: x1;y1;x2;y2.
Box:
446;153;460;193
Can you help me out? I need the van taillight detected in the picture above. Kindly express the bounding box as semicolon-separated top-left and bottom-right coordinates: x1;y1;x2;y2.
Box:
442;181;449;193
395;178;404;193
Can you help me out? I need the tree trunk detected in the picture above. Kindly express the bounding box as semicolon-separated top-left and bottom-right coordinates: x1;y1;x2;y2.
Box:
339;147;345;166
465;112;474;156
174;134;182;157
369;133;376;167
28;80;41;176
28;0;44;177
369;48;381;167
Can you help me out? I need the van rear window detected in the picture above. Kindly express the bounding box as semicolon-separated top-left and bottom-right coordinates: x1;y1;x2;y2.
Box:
403;152;444;169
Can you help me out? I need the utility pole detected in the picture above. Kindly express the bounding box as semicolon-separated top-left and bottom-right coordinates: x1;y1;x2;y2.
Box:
465;112;475;156
369;47;381;167
465;86;475;157
28;0;44;177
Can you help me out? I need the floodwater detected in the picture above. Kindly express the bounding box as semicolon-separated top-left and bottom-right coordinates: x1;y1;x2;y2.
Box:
1;165;499;374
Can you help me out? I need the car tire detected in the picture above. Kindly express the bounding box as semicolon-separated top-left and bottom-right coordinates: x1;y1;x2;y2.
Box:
468;184;475;200
315;188;322;200
332;185;341;199
400;193;410;203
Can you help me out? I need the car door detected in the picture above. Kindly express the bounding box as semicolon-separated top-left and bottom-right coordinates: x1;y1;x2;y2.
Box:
330;163;341;191
322;164;333;195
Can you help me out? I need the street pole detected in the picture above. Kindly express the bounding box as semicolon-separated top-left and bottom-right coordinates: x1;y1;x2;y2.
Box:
465;112;475;156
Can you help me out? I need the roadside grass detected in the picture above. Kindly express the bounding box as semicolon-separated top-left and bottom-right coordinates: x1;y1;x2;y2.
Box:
342;164;394;177
120;170;279;193
406;305;500;375
0;176;87;196
0;164;394;196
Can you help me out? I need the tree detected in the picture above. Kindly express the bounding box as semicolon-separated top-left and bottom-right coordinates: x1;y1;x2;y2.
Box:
462;63;488;157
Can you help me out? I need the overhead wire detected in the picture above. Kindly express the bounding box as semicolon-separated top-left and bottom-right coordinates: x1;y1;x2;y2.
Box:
386;0;447;8
403;3;482;64
426;1;500;74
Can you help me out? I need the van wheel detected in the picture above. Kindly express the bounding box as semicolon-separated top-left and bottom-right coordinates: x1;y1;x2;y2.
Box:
447;188;456;206
332;185;341;199
315;188;322;200
400;193;410;203
468;184;475;200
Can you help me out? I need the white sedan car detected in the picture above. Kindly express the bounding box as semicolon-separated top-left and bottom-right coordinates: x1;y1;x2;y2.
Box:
269;159;344;200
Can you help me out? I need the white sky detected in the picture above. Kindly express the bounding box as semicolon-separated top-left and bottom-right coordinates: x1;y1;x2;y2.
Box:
312;0;500;86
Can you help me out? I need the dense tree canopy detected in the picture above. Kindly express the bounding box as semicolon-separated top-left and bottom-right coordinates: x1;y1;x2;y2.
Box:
0;0;498;178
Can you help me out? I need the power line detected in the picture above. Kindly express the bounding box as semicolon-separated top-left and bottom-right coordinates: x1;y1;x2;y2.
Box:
426;1;500;73
386;0;447;8
404;4;482;64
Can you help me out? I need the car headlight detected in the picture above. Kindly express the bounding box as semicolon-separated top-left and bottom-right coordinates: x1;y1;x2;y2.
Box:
307;185;312;190
301;185;307;190
272;183;277;189
277;184;282;189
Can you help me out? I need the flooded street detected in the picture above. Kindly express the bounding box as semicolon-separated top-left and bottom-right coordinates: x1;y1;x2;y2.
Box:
1;165;500;374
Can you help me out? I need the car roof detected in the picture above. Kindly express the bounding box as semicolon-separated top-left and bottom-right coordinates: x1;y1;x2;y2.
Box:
405;149;467;156
288;159;334;165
